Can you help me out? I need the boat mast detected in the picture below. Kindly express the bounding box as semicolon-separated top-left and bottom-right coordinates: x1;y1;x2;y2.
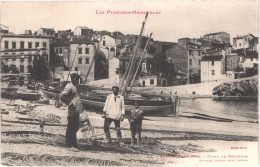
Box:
129;32;153;93
121;12;149;97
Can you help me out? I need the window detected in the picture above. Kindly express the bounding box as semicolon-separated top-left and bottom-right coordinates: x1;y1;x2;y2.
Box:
28;42;32;49
103;40;106;46
245;38;247;41
85;48;89;54
12;58;16;61
212;60;214;66
189;59;192;65
239;43;241;46
28;65;33;73
12;42;16;49
251;57;253;61
20;65;24;73
198;60;201;65
20;41;24;49
78;48;82;54
75;67;78;71
189;50;192;56
59;48;63;54
150;79;154;85
28;57;32;62
85;58;89;64
43;42;47;48
211;70;215;75
198;51;200;56
35;42;39;48
4;41;8;49
56;48;58;54
88;31;92;35
78;58;82;64
20;58;24;62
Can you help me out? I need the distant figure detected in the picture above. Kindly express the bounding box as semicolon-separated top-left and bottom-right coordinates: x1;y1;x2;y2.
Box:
128;102;143;145
60;73;81;151
103;86;125;143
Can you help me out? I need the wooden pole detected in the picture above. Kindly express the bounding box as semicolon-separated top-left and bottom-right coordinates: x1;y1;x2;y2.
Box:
121;12;149;96
129;32;152;93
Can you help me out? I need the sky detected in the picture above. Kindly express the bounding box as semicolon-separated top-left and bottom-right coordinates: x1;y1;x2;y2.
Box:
0;1;258;43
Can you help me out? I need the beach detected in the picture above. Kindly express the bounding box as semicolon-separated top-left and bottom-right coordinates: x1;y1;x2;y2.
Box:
1;97;258;166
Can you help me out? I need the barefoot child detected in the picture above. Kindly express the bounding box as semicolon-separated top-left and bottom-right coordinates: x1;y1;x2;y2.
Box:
128;102;143;145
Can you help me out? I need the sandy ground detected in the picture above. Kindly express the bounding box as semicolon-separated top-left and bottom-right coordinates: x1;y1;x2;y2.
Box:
1;98;258;166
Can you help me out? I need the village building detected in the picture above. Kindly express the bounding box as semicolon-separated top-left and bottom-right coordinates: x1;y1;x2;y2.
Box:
56;29;72;39
203;32;230;44
166;41;202;85
0;32;52;74
74;26;93;37
0;24;9;34
69;36;96;82
138;74;157;87
201;53;244;82
35;28;55;37
233;33;255;50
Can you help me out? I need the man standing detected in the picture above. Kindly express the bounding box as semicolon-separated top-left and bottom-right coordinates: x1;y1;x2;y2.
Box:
60;73;81;151
103;86;125;143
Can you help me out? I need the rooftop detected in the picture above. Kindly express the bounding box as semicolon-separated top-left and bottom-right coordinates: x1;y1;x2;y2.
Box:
40;28;55;32
201;55;223;61
204;31;229;36
233;33;255;39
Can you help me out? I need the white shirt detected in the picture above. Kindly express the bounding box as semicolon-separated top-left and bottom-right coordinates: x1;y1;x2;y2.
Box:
103;93;125;120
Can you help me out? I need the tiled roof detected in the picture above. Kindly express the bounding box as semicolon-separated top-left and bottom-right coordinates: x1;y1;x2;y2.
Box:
201;55;223;61
204;32;228;36
41;28;55;32
70;36;94;44
233;33;255;39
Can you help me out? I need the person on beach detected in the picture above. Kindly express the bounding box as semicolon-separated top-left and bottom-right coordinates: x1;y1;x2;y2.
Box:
103;86;125;144
128;102;143;145
60;73;81;151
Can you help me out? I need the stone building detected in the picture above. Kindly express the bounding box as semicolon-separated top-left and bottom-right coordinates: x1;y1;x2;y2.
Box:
203;32;230;44
74;26;93;37
69;37;96;82
35;28;55;37
0;33;52;74
233;34;255;50
166;41;202;85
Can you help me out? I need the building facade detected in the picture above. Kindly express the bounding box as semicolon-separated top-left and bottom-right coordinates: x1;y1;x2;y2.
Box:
0;34;51;74
233;34;255;50
203;32;230;44
69;40;96;82
35;28;55;37
74;26;93;37
166;43;202;84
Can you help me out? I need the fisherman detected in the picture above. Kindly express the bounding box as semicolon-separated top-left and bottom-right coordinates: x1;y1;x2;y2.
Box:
60;73;82;151
128;102;144;145
103;86;125;144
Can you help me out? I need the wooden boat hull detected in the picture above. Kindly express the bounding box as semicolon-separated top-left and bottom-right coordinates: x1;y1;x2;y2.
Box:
79;94;174;116
1;91;41;101
39;87;175;116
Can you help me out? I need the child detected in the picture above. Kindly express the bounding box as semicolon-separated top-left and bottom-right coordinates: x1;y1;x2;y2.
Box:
128;102;143;145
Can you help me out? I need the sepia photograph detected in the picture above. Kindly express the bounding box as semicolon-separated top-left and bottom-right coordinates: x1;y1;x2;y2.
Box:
0;1;258;166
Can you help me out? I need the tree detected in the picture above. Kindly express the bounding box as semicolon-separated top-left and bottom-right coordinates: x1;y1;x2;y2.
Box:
94;50;108;80
31;56;50;81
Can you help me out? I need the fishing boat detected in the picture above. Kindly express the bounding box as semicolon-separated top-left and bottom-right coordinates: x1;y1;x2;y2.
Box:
1;89;41;101
39;13;176;116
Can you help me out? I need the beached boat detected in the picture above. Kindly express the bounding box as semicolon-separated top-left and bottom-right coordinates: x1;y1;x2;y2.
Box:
1;89;41;101
79;92;174;116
